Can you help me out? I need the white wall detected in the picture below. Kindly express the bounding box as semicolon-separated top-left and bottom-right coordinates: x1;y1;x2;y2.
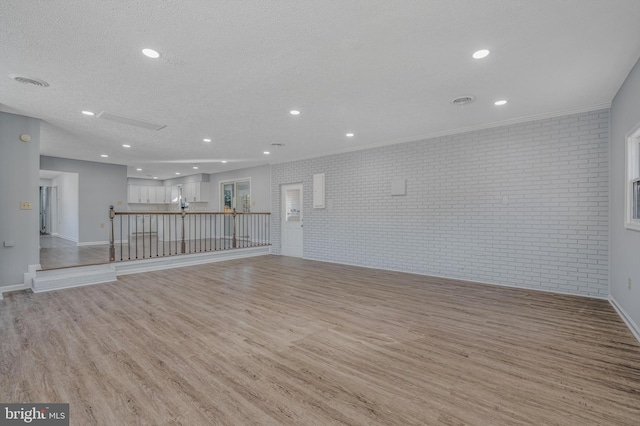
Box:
52;172;79;242
209;164;271;211
272;109;609;298
40;156;128;244
609;56;640;333
0;112;40;288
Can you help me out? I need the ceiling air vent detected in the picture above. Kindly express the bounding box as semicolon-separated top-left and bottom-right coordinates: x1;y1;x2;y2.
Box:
97;111;166;131
10;75;49;87
271;143;285;147
451;95;476;106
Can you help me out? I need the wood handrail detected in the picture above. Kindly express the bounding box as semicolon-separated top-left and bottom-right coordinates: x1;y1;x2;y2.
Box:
109;206;271;263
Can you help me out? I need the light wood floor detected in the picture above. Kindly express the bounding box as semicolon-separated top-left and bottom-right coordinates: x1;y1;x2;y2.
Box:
40;235;109;269
1;256;639;425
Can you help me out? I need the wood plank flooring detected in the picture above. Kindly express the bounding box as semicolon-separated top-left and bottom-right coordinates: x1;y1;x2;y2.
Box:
1;256;639;425
39;235;109;269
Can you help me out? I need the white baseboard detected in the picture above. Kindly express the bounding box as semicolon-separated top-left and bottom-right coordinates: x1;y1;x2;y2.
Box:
609;296;640;344
115;246;271;276
0;283;29;299
297;256;640;343
0;264;41;299
300;255;609;300
55;234;78;243
23;264;40;288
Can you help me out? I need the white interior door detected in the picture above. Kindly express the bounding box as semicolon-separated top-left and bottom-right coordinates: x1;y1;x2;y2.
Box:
281;183;303;257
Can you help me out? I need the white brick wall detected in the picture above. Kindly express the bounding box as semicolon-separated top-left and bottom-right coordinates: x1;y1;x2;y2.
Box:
272;109;609;297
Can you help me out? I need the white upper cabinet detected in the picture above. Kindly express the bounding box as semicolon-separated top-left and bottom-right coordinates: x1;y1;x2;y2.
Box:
183;182;209;202
128;182;208;204
127;185;143;203
149;186;167;204
158;186;169;204
128;185;167;204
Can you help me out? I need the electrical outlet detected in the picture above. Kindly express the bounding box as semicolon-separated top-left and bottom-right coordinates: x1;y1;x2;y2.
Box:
629;278;632;290
19;201;32;210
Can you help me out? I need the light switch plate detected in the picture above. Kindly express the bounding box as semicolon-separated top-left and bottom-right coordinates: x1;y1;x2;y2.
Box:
20;201;32;210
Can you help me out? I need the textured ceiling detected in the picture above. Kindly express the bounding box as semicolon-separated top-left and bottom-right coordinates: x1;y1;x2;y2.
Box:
2;0;640;179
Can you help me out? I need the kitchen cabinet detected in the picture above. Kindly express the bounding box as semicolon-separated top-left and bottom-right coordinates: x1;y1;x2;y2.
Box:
128;185;168;204
127;185;148;203
183;182;209;202
157;186;169;203
128;183;208;204
148;186;167;203
148;187;158;203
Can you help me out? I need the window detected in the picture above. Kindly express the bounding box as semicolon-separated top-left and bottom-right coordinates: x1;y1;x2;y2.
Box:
285;188;301;222
220;179;251;212
626;125;640;230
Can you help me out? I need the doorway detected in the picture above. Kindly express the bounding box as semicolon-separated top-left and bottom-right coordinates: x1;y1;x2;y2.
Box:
220;179;251;212
281;183;303;257
39;186;52;235
220;179;251;244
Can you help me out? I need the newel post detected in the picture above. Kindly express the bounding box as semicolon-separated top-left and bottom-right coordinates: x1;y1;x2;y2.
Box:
109;205;115;262
181;207;186;254
232;208;237;248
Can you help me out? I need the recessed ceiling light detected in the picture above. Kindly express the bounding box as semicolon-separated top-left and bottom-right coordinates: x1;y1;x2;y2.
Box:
142;48;161;59
221;160;227;163
203;138;212;142
193;166;199;170
472;49;490;59
82;111;95;116
122;144;131;148
100;154;108;158
175;172;181;175
136;168;142;171
290;110;300;115
263;151;270;155
494;99;508;106
346;133;354;137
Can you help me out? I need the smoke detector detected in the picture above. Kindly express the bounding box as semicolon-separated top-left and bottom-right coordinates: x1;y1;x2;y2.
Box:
10;74;49;87
451;95;476;106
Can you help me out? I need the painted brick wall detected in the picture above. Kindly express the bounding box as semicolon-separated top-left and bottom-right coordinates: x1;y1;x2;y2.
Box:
272;109;609;297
